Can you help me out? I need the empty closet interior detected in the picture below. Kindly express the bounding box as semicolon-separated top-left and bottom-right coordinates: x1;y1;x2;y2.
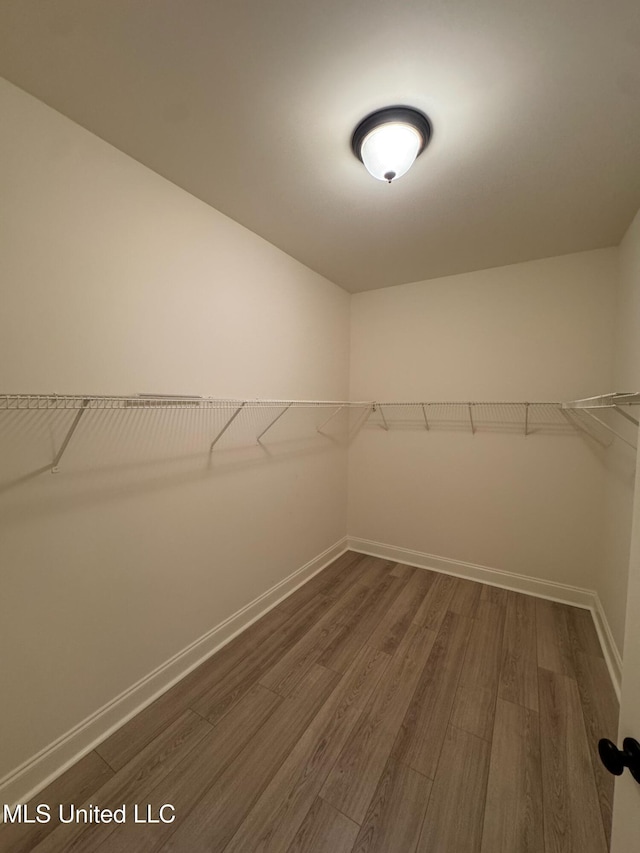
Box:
1;3;640;849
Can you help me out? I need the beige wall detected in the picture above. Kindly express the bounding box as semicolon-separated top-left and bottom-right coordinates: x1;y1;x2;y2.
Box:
0;78;350;784
602;210;640;654
349;251;618;594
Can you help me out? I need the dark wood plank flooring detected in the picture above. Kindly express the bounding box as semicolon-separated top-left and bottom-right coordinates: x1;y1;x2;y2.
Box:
2;551;619;853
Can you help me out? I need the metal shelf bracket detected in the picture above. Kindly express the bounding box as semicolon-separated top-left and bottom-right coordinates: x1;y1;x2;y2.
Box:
258;403;292;442
209;402;246;451
51;398;91;473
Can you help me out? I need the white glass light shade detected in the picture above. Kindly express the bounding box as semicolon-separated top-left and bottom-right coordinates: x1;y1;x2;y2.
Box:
360;122;422;182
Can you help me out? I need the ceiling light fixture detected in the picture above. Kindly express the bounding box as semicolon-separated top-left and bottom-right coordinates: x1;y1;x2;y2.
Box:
351;106;432;183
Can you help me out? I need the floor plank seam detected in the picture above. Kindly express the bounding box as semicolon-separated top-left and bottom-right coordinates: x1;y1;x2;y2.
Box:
564;610;611;848
448;721;492;744
93;748;119;775
534;606;547;853
187;704;218;724
220;679;347;850
307;652;393;840
428;668;469;784
398;758;433;782
476;613;507;853
156;696;295;852
333;573;412;666
318;795;363;827
405;607;475;848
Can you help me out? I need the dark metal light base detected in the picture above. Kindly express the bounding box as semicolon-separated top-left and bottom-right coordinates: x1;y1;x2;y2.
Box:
351;106;432;163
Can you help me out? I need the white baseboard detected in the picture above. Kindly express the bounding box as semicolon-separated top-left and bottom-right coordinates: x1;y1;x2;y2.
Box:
348;537;596;606
592;594;623;700
347;536;622;698
0;537;348;809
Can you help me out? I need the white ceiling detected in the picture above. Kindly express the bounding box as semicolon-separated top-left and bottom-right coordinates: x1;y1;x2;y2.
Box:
1;0;639;292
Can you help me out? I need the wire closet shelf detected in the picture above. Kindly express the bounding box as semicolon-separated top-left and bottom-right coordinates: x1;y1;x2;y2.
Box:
369;393;640;447
0;394;372;410
0;395;375;472
1;392;637;473
560;392;640;446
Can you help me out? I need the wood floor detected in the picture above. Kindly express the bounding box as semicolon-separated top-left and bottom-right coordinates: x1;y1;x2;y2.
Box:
2;552;619;853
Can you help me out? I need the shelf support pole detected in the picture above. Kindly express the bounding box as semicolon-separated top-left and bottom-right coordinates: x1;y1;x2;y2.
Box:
559;407;610;448
377;404;389;431
614;405;640;427
51;398;91;473
317;405;345;433
580;409;637;449
421;403;430;431
209;402;246;451
258;403;292;442
468;403;475;435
